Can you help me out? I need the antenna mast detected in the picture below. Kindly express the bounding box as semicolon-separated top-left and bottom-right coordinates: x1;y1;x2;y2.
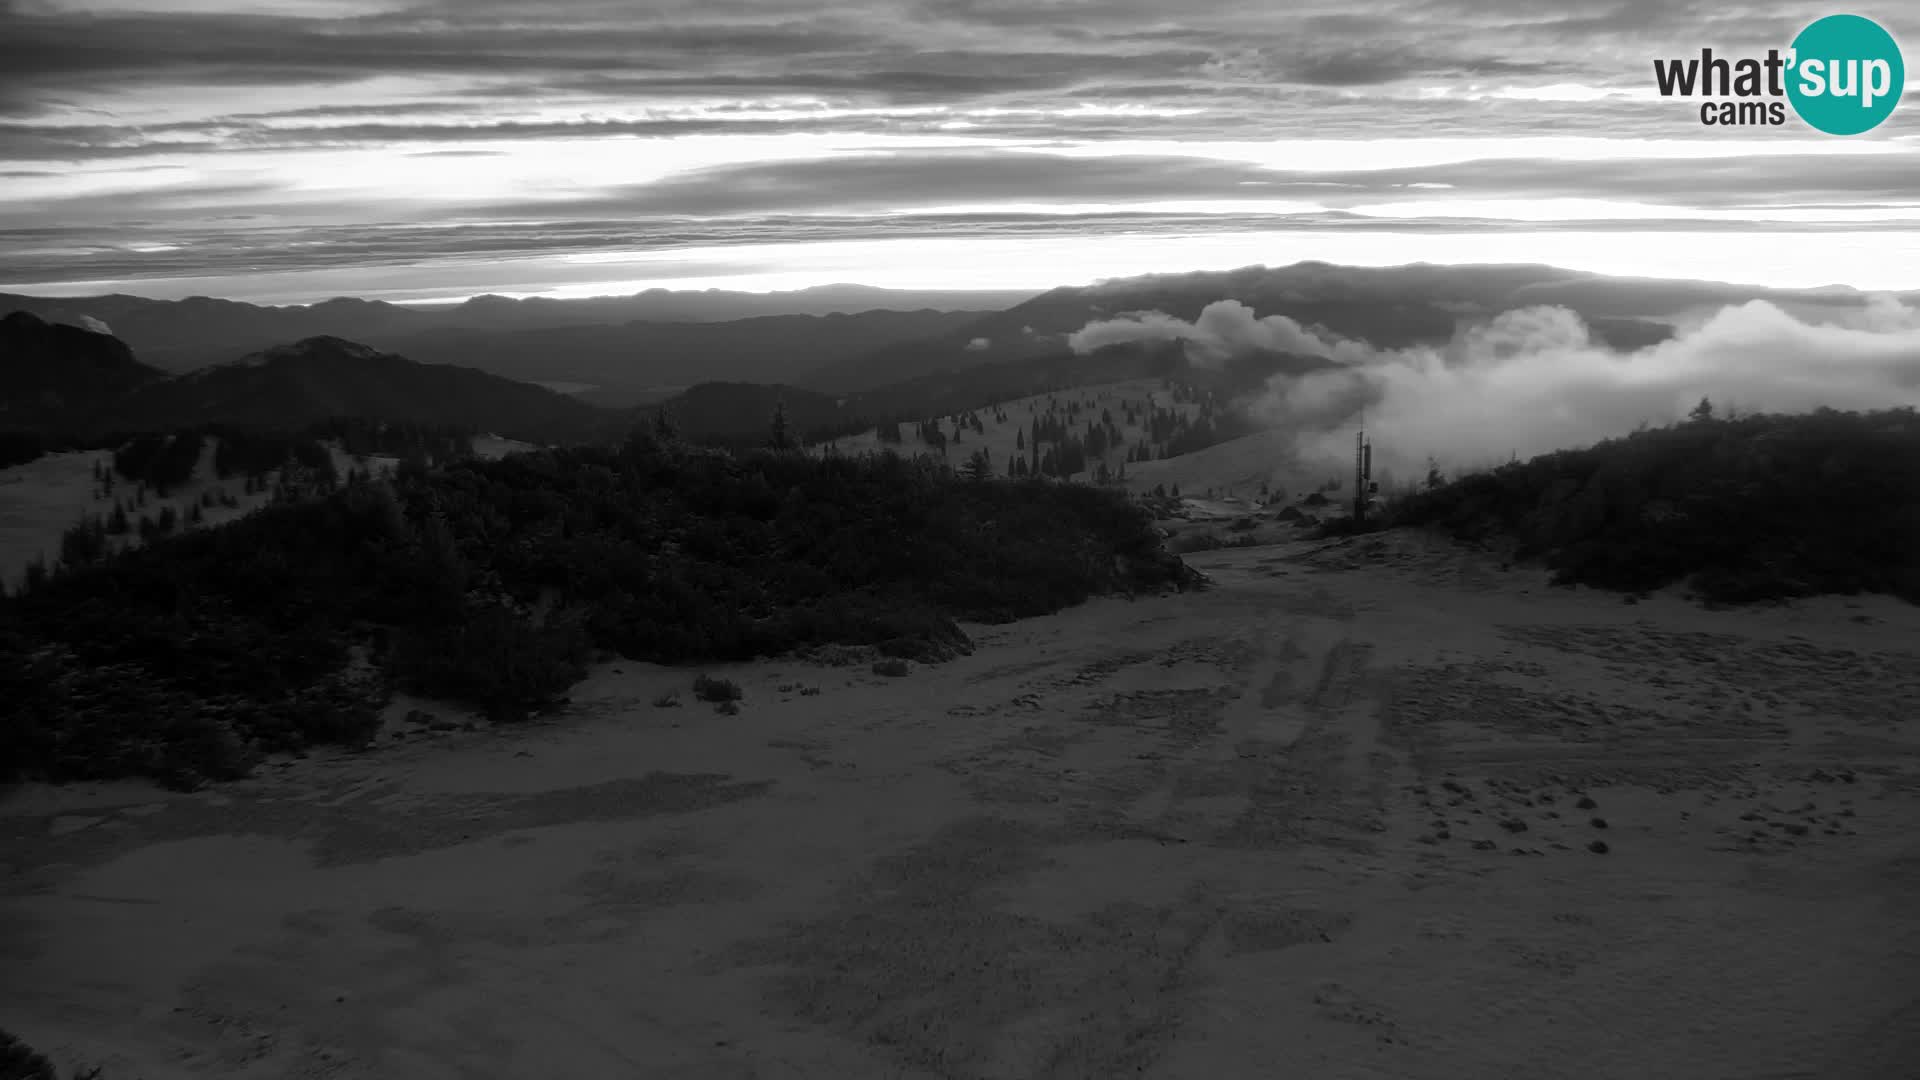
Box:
1353;427;1373;524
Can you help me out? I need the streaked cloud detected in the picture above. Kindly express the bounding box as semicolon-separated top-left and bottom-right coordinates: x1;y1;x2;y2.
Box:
0;0;1915;300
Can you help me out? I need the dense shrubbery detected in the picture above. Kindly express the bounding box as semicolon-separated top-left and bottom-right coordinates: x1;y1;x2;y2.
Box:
0;431;86;471
0;1027;57;1080
1;432;1199;788
692;674;743;702
1381;407;1920;604
113;430;204;493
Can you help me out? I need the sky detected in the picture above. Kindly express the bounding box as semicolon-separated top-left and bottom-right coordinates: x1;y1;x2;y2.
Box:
2;0;1918;304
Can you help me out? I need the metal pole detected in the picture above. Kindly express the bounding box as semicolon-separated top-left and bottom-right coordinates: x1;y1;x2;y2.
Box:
1354;429;1365;523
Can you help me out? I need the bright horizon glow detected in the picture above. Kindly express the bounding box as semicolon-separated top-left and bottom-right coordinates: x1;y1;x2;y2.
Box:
9;228;1919;307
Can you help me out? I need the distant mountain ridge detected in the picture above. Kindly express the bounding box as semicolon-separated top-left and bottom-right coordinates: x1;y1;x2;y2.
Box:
0;284;1038;373
0;326;617;445
9;262;1915;454
793;261;1919;392
365;308;997;407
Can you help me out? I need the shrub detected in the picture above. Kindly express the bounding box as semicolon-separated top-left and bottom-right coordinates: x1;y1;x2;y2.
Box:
387;602;589;715
872;658;911;677
0;1027;58;1080
692;674;743;702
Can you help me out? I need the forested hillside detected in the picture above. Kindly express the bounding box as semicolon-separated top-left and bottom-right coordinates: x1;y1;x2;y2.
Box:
1380;405;1920;604
1;431;1200;789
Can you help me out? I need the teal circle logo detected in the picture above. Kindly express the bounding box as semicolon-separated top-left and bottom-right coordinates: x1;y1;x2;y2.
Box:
1787;14;1904;135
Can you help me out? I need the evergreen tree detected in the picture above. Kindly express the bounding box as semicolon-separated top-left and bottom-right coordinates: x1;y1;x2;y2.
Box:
57;515;106;568
768;401;793;450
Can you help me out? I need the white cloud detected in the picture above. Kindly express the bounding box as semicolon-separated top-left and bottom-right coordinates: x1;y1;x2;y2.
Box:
1068;295;1920;479
1269;300;1920;476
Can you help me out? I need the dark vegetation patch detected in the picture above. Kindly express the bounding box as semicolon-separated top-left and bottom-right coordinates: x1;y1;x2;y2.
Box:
0;1028;57;1080
1;433;1200;789
1356;408;1920;604
692;674;743;703
0;1028;99;1080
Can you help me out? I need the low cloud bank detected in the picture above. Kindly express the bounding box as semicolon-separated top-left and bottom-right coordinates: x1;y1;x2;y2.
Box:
1068;299;1369;366
1071;297;1920;480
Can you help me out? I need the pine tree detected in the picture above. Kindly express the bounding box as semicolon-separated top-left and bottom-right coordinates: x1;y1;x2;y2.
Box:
768;401;793;450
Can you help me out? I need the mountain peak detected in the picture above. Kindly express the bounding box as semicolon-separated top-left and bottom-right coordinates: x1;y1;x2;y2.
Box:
0;308;160;420
203;335;395;374
274;335;393;361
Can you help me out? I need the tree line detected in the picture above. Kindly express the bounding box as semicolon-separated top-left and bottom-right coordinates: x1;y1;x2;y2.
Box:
1;423;1201;789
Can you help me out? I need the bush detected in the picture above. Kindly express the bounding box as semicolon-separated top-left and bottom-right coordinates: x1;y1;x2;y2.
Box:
388;602;589;716
692;674;743;702
0;1027;63;1080
872;658;911;677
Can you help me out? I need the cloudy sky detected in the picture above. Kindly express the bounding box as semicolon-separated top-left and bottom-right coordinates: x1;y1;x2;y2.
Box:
2;0;1917;304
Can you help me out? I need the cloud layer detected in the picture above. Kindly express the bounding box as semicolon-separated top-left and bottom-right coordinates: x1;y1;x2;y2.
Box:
1072;295;1920;479
1;1;1917;300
